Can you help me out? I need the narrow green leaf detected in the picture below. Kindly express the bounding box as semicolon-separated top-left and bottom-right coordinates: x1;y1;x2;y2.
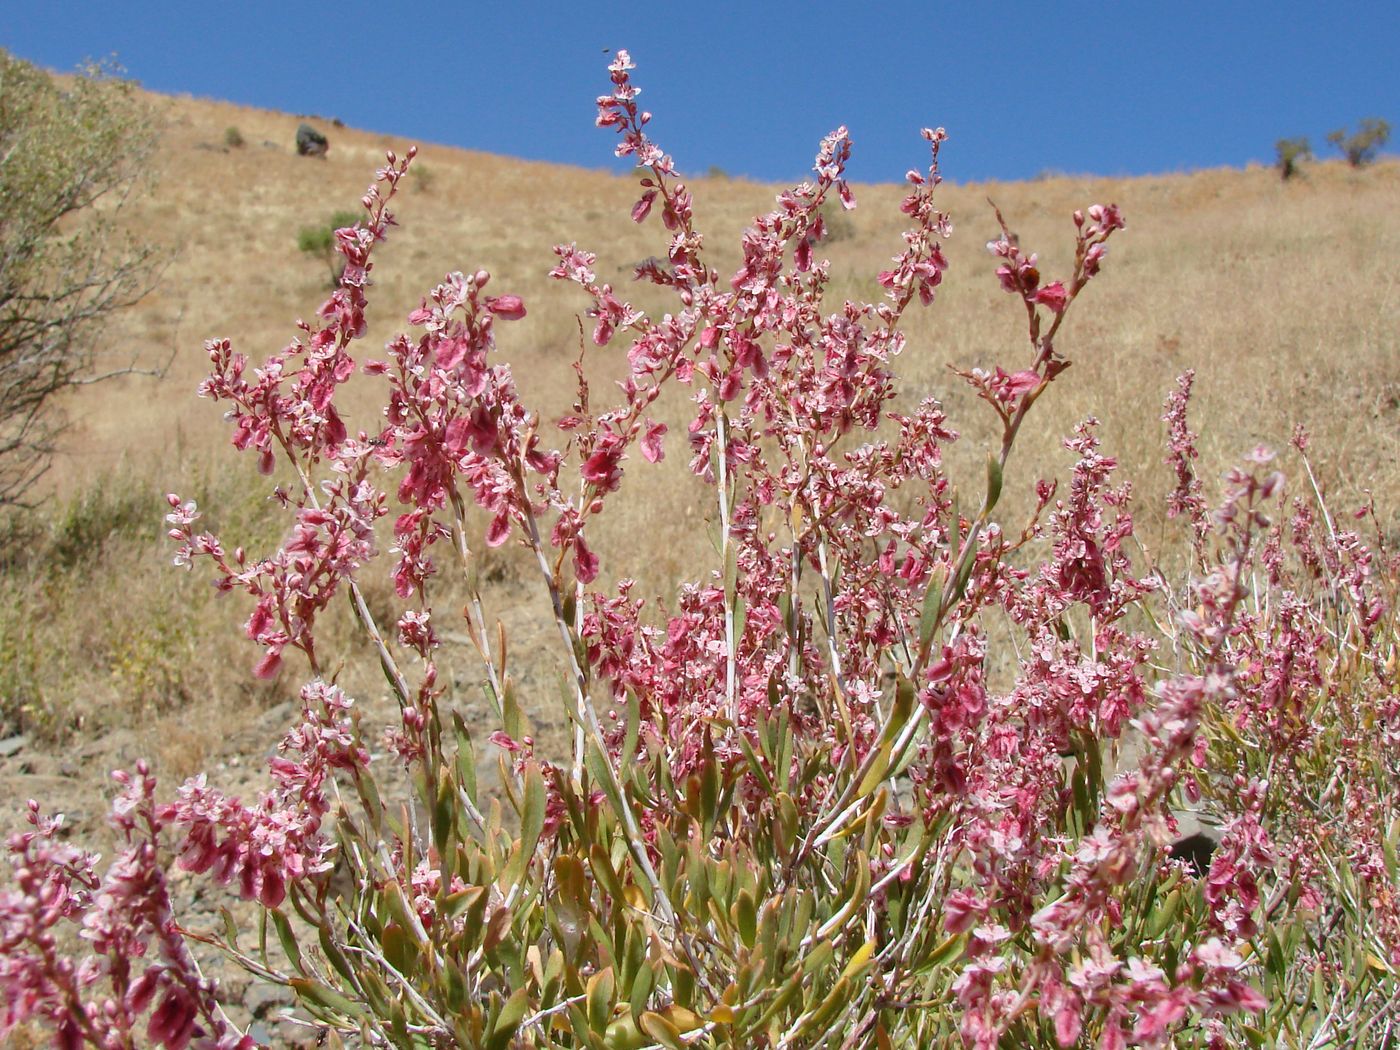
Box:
628;962;656;1024
586;740;626;820
268;909;303;973
319;923;355;984
949;547;976;606
486;987;531;1050
983;453;1003;514
452;712;478;803
219;907;240;951
587;967;616;1033
1145;888;1182;941
915;932;964;973
623;691;642;769
732;889;758;950
505;761;548;888
734;732;775;796
502;677;528;743
856;740;893;799
639;1012;684;1050
433;772;454;859
1383;816;1399;883
289;977;364;1021
918;576;943;650
381;922;415;977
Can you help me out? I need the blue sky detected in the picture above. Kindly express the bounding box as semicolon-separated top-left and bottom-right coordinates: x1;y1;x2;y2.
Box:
6;1;1397;184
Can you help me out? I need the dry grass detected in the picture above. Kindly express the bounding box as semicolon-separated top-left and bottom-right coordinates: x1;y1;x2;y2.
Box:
4;82;1398;792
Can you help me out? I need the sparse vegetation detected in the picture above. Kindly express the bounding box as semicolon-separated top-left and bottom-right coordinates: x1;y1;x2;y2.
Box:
296;208;362;286
223;124;244;149
0;49;159;511
411;160;434;192
1275;135;1311;179
1328;117;1392;167
818;197;856;241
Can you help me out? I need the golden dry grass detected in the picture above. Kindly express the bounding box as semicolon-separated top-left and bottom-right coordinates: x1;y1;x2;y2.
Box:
4;81;1398;791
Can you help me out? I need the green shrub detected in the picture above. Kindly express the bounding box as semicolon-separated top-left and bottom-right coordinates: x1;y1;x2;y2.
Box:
1275;136;1311;180
412;161;435;192
1327;118;1392;167
0;50;159;512
296;209;363;286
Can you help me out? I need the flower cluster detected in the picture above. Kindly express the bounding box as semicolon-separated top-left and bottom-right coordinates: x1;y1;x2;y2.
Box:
6;50;1397;1050
160;681;367;909
2;769;251;1049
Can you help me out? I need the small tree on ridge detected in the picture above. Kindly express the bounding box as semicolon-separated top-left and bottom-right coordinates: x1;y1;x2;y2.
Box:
1327;117;1391;167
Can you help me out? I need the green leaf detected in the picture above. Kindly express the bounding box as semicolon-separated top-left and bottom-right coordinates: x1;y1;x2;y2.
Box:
628;963;657;1024
289;978;364;1022
639;1012;684;1050
856;741;894;799
381;922;416;978
505;761;547;888
219;907;241;951
1145;888;1182;941
553;855;590;962
319;923;355;984
622;691;641;769
841;939;877;981
589;843;625;904
588;967;616;1033
433;772;455;860
452;712;478;803
486;987;531;1050
914;932;964;973
919;576;943;650
734;732;775;796
732;889;758;950
268;908;303;973
502;677;528;744
983;453;1003;514
586;740;626;820
949;547;976;607
1383;816;1399;882
444;884;487;921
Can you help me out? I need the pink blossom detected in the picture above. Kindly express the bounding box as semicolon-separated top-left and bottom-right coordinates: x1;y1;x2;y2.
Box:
640;420;667;463
484;294;526;320
1034;280;1069;313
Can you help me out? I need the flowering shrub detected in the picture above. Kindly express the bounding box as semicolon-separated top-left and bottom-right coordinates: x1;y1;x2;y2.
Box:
5;51;1399;1048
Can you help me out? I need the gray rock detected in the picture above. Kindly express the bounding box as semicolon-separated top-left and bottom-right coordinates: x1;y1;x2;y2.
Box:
0;734;27;758
295;123;328;157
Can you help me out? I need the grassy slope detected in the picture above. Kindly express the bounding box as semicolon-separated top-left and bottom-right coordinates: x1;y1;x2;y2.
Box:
3;82;1398;795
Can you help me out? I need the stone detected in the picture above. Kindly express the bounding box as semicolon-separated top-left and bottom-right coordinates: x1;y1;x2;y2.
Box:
0;734;27;758
295;123;328;157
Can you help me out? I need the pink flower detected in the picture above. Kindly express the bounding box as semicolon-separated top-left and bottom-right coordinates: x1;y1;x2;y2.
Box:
574;533;601;584
640;421;667;463
484;294;526;320
631;190;657;223
1034;280;1068;313
943;889;985;934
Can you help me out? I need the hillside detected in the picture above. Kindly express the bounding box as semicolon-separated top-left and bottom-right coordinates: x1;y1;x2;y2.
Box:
64;87;1400;504
1;74;1399;1048
5;79;1400;807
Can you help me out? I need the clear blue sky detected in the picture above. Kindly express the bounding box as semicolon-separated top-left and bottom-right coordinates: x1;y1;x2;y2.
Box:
6;1;1397;184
